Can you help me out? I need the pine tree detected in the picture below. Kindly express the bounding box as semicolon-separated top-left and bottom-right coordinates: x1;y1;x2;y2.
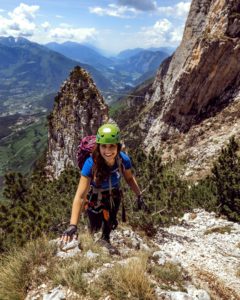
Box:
0;167;80;251
188;176;217;211
212;136;240;222
3;172;28;205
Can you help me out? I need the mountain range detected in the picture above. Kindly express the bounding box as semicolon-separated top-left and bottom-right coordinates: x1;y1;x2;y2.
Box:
0;36;114;114
0;36;171;115
46;41;114;69
45;41;170;99
116;46;175;60
0;36;171;189
46;41;172;69
40;0;240;183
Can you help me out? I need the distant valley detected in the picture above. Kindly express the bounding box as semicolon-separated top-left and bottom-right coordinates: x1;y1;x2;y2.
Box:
46;41;172;101
0;36;172;117
0;37;113;117
0;36;172;190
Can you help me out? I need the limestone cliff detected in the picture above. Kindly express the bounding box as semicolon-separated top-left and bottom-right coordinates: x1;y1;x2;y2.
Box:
45;66;108;178
144;0;240;144
117;0;240;178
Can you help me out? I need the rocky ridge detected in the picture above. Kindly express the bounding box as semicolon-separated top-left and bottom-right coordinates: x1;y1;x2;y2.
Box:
154;209;240;300
45;66;108;178
143;0;240;145
25;210;240;300
117;0;240;179
162;91;240;179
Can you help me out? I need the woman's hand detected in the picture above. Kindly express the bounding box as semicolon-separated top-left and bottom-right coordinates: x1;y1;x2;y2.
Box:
61;175;90;244
61;224;78;243
136;195;148;212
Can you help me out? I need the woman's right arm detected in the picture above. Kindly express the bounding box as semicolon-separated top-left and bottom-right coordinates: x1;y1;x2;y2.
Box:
61;175;90;243
70;175;91;225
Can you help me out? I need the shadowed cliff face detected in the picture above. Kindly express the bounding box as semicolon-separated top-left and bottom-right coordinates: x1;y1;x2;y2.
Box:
45;66;108;178
142;0;240;148
112;0;240;179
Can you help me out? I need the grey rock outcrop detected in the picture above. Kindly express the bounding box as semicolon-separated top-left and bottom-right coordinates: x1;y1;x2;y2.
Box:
45;66;108;178
154;209;240;299
25;210;240;300
114;0;240;178
143;0;240;148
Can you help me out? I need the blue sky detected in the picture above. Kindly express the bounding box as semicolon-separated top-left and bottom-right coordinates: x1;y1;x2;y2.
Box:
0;0;192;54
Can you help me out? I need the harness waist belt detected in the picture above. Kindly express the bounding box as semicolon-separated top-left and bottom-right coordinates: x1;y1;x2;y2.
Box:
91;186;120;194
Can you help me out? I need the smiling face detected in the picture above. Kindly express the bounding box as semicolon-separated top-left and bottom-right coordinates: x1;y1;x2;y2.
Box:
99;143;118;166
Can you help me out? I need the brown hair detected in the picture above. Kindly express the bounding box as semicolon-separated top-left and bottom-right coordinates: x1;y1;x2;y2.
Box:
92;143;122;187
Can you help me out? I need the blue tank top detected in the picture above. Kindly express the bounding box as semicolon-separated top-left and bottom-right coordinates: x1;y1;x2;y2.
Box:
81;151;132;189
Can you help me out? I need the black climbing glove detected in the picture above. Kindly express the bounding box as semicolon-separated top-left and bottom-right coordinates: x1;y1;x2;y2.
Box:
62;224;78;238
136;195;148;211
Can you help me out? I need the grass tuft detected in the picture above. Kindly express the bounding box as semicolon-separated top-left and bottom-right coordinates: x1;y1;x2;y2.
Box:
53;258;90;296
148;262;186;291
79;232;104;254
0;235;57;300
204;225;232;235
90;253;156;300
53;232;111;295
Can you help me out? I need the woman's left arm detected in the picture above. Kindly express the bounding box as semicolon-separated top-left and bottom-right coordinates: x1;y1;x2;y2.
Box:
122;169;141;196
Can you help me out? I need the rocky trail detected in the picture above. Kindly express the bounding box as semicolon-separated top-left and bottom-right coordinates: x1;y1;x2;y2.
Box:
25;209;240;300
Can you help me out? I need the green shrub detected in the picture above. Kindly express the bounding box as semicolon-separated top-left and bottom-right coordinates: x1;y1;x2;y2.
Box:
0;167;80;251
124;147;215;234
211;136;240;222
187;176;217;212
148;262;186;291
2;137;239;252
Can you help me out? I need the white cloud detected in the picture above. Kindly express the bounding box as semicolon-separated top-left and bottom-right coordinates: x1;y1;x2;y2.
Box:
96;15;183;53
0;1;189;52
0;3;39;37
117;0;157;11
41;21;50;33
158;1;191;17
49;27;97;43
153;19;172;32
0;3;98;44
175;2;191;16
140;18;172;45
56;15;64;19
8;3;39;20
89;4;138;18
89;1;190;20
137;18;183;48
59;23;72;28
170;25;185;43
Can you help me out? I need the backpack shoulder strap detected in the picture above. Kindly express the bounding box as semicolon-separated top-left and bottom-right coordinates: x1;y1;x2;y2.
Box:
116;153;126;222
117;153;125;176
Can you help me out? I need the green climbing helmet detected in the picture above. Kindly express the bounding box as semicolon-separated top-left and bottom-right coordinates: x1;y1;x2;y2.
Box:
96;123;121;144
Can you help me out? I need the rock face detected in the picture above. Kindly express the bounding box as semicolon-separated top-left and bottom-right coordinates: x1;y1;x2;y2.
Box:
143;0;240;148
154;209;240;300
115;0;240;178
45;66;108;178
